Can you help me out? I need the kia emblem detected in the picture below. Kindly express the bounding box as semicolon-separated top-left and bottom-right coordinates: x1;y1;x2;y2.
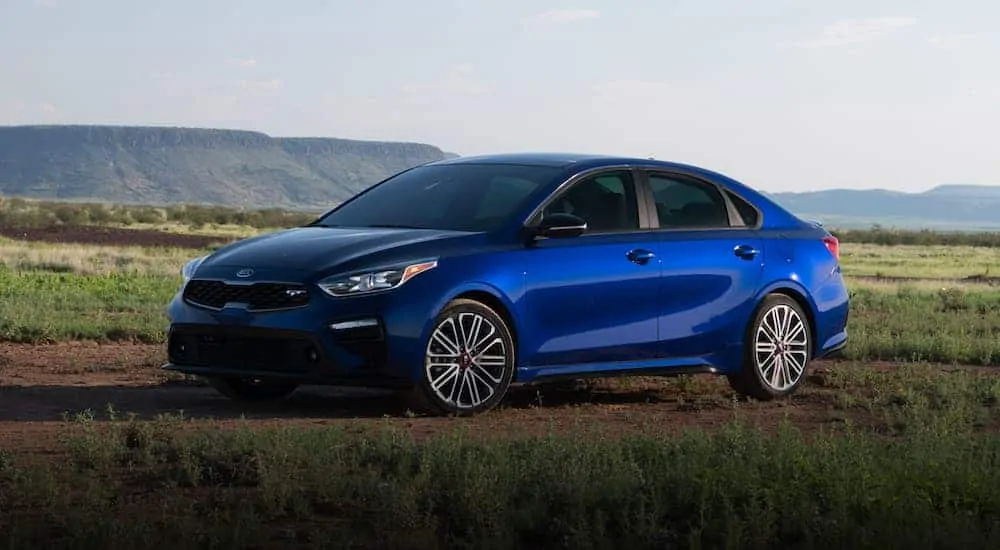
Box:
235;268;254;278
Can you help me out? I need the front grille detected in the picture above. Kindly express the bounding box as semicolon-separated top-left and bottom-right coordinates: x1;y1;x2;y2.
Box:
183;279;309;311
168;327;321;373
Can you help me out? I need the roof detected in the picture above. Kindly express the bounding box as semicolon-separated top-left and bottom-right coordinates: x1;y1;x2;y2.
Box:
425;152;758;196
423;152;803;228
429;152;685;169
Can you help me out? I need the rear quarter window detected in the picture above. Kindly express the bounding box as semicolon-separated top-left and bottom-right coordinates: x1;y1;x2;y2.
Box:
725;190;760;227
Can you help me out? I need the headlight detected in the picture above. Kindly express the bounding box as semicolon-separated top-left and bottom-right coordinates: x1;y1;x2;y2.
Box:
318;260;438;297
181;256;207;283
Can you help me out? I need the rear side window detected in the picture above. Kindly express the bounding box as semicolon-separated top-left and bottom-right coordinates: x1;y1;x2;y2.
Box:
725;190;760;227
647;173;730;228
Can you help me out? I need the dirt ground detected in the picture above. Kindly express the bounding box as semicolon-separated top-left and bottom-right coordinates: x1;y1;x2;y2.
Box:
0;224;233;249
2;342;964;457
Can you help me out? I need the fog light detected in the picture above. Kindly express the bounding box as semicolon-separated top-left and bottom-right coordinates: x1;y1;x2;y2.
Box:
329;318;379;331
167;337;188;360
329;318;383;342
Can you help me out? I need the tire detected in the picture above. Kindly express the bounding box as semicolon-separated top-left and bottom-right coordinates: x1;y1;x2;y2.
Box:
727;293;812;401
409;298;516;416
208;376;300;402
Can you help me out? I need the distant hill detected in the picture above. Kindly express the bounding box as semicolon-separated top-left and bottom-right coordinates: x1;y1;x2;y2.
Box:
0;125;449;208
1;125;997;229
767;185;1000;230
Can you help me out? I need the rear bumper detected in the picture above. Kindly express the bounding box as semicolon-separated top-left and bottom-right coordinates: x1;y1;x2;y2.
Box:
815;334;848;359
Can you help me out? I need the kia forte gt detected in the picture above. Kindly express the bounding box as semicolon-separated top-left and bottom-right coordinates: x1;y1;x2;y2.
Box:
163;153;849;416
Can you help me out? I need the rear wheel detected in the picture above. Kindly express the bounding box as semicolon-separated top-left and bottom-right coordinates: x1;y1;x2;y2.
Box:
727;293;812;400
410;298;516;416
208;376;299;402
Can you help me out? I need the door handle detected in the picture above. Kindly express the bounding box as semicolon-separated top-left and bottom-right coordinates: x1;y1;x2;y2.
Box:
733;244;759;259
627;248;656;265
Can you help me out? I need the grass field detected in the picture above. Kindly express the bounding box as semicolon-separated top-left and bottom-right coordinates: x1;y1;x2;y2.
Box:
3;363;1000;548
3;199;1000;548
0;237;997;364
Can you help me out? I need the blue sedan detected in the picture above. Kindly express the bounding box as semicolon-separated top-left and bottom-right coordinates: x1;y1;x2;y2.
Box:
164;153;849;416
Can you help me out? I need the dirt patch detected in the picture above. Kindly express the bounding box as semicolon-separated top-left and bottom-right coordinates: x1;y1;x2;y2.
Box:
0;343;996;456
0;224;234;249
0;341;166;386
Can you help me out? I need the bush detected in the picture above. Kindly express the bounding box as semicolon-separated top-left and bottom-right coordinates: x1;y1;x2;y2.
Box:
4;418;1000;549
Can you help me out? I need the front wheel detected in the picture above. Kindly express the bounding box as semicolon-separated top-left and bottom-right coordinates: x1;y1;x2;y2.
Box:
208;376;300;402
727;293;812;401
409;298;516;416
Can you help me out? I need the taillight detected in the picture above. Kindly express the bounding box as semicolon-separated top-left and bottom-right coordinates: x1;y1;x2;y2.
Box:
822;235;840;261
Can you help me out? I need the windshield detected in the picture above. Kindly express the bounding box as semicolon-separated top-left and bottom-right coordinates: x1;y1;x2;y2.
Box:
314;163;561;232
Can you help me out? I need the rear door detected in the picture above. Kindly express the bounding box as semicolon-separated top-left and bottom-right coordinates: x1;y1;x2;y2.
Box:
638;169;765;359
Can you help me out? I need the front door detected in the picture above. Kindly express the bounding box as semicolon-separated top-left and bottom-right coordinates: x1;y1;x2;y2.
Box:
518;169;662;368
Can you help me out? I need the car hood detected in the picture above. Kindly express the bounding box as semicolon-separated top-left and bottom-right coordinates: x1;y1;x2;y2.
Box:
194;226;475;278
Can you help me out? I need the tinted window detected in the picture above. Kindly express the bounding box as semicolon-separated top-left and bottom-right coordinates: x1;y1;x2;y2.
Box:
725;189;760;226
316;164;560;232
542;170;639;232
647;174;730;228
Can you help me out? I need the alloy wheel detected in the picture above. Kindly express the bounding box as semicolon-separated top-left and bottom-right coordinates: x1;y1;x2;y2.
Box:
424;311;510;411
753;303;810;391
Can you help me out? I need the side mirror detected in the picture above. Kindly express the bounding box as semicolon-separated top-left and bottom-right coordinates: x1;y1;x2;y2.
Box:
532;213;587;239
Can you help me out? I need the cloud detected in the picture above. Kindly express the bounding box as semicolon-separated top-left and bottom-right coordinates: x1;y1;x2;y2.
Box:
400;64;491;97
589;79;674;105
149;71;176;81
0;101;28;123
0;100;62;124
927;32;983;47
239;78;282;92
229;58;258;68
31;0;57;8
783;17;917;49
522;9;600;26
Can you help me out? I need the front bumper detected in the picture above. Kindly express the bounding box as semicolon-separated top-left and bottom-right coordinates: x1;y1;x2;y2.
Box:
163;274;445;386
163;322;413;388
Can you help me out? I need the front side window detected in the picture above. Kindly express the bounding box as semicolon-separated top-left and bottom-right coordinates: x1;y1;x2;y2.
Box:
541;170;640;233
315;163;560;232
647;173;731;228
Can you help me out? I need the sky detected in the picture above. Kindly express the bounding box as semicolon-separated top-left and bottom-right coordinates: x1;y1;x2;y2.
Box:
0;0;997;193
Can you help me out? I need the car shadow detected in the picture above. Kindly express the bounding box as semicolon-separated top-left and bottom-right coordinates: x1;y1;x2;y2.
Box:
0;382;408;422
503;383;681;409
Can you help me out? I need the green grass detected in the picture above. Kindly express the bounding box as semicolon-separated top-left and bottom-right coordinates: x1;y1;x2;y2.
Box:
4;364;1000;550
0;252;999;366
0;269;176;343
0;238;997;366
0;237;211;276
840;242;1000;279
2;239;993;281
843;284;1000;365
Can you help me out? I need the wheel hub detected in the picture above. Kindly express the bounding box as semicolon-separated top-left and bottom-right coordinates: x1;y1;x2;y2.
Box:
459;350;473;369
